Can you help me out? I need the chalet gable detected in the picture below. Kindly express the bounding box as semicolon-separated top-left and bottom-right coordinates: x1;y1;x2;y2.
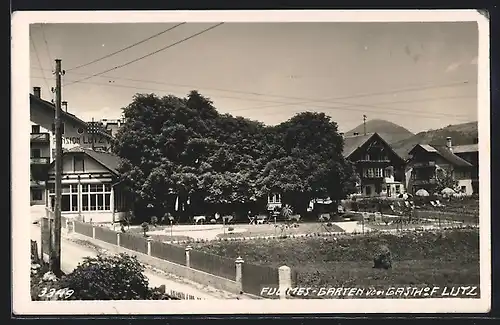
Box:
48;148;122;176
343;132;404;165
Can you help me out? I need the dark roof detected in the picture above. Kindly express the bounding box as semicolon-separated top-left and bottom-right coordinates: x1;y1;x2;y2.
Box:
342;133;373;158
51;147;122;175
452;144;479;153
342;132;404;162
432;146;473;167
30;94;113;140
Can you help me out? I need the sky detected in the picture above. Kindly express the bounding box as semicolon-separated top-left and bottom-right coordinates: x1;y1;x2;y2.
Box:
29;21;479;133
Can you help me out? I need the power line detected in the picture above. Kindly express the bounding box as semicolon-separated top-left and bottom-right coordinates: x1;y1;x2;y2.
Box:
33;66;473;110
66;23;186;72
32;75;475;121
30;35;51;98
65;23;224;86
40;24;53;68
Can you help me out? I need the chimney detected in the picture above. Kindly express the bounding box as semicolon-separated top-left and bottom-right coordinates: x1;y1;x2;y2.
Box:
33;87;41;98
353;132;359;136
62;101;68;112
446;137;452;151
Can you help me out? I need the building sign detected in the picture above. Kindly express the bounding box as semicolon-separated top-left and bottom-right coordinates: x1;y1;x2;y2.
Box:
62;135;108;145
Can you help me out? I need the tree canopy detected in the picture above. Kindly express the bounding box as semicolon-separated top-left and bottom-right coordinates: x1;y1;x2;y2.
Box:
113;91;356;220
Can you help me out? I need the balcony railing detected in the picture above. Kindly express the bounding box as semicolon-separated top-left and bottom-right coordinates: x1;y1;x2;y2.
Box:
30;157;50;164
356;159;391;163
30;132;50;143
412;161;436;168
412;178;437;185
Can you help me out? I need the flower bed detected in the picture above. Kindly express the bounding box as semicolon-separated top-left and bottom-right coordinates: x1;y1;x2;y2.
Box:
191;228;480;292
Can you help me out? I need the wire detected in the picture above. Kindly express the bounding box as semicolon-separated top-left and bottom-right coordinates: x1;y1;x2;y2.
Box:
33;66;473;111
40;24;53;68
30;35;51;98
65;23;224;86
66;23;186;72
32;75;475;121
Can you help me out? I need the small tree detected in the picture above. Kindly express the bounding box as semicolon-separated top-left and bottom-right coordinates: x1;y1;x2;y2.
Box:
141;222;149;237
435;167;459;193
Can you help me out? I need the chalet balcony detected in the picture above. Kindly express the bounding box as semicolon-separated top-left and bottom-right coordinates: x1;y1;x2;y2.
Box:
30;132;50;143
412;161;436;168
412;178;437;186
30;157;50;165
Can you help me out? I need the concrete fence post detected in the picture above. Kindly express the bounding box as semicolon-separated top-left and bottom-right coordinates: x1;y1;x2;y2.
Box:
185;245;192;268
117;233;121;247
278;265;292;300
235;256;244;293
147;238;153;255
92;226;96;239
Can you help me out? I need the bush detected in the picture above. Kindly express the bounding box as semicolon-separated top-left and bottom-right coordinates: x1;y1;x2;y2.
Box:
59;253;151;300
373;244;392;269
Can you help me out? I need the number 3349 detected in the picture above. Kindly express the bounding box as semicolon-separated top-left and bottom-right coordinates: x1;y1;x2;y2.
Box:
38;287;74;299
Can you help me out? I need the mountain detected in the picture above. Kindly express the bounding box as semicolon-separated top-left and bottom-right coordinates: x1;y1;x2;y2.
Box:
346;119;415;144
391;121;478;159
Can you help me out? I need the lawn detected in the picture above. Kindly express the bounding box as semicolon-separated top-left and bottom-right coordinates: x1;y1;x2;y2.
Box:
191;228;480;298
217;222;345;239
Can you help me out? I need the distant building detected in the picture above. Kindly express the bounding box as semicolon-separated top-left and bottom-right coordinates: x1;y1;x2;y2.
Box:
97;118;124;137
343;132;406;198
30;86;114;205
405;137;478;195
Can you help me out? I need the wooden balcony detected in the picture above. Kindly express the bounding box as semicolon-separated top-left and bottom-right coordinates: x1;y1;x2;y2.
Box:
412;161;436;168
30;157;50;165
30;132;50;143
412;178;437;185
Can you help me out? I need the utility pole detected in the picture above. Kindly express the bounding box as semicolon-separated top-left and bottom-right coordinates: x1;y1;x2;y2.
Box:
363;114;367;136
50;59;63;276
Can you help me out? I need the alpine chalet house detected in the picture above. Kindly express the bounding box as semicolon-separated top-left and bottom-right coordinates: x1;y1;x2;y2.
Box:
46;147;131;224
343;132;406;198
405;137;477;195
30;86;114;206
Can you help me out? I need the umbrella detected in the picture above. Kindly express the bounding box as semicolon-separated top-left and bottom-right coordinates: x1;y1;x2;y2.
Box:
415;189;430;197
441;187;456;195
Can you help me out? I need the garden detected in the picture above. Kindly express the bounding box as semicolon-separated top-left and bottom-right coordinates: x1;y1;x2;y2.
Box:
190;228;480;298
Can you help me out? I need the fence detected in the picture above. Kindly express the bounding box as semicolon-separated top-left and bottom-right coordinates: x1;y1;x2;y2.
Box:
74;220;94;238
69;221;293;299
150;241;186;265
414;210;479;226
119;232;148;254
189;249;237;281
94;226;118;245
242;262;280;297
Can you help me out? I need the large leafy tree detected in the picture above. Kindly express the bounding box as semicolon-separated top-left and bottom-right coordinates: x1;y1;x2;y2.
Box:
258;112;356;213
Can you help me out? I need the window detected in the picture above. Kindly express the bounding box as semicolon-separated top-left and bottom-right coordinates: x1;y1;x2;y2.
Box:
51;122;65;135
48;184;78;212
461;186;466;193
82;183;112;211
384;168;391;178
31;148;41;158
367;168;374;178
268;193;281;204
374;168;383;178
31;125;40;133
32;189;43;201
364;154;370;161
365;186;372;195
74;155;85;172
395;185;401;194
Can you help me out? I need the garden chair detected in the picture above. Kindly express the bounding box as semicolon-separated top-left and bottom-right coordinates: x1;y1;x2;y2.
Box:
319;213;331;222
288;214;301;222
248;215;256;225
222;215;234;224
430;201;437;207
256;215;268;224
435;200;445;207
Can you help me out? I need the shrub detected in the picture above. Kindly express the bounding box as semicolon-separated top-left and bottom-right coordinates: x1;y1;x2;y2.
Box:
141;222;149;237
59;253;151;300
373;244;392;269
150;216;158;227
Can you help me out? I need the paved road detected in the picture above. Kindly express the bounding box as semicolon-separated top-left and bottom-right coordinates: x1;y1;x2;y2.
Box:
30;222;230;299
